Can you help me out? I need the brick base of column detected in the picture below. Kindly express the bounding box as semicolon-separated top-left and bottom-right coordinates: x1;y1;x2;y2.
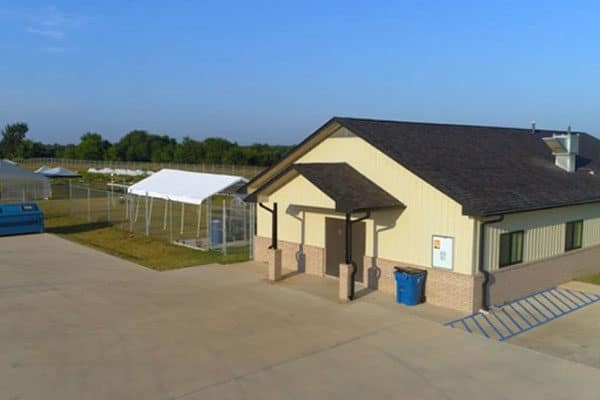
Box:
338;263;352;303
267;248;282;282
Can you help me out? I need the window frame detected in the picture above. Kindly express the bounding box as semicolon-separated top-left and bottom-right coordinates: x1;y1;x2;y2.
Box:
499;230;524;268
565;220;583;252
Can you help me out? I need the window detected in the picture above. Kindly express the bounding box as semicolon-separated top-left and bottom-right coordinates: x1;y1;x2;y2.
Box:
565;220;583;251
499;231;524;268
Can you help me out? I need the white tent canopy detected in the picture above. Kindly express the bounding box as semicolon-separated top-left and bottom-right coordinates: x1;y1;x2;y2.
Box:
0;159;51;200
127;169;247;205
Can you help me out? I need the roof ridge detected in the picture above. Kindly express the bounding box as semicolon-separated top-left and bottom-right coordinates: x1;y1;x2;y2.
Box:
332;116;587;135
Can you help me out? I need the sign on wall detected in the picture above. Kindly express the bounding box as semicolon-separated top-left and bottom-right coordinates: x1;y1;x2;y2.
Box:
432;235;454;270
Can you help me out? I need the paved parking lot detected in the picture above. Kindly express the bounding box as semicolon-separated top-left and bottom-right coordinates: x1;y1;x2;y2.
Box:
510;281;600;369
1;234;599;399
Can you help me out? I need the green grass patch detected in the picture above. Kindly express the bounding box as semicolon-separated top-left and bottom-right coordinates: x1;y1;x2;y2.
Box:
44;215;249;271
576;274;600;285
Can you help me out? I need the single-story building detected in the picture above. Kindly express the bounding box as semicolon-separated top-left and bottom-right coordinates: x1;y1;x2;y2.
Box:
244;117;600;313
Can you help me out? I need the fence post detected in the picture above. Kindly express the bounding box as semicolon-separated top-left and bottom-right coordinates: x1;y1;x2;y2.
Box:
107;191;111;222
206;199;212;249
87;188;91;222
68;180;72;216
222;199;227;255
129;196;134;232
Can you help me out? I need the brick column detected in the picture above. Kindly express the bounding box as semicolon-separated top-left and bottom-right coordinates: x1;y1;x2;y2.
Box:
267;248;282;282
338;263;352;302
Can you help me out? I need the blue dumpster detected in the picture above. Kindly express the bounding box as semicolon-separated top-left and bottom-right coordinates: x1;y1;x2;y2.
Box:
0;203;44;236
393;267;426;306
210;219;223;245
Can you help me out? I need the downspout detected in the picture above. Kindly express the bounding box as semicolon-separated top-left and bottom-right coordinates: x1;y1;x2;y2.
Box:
479;215;504;311
345;210;371;301
259;202;277;249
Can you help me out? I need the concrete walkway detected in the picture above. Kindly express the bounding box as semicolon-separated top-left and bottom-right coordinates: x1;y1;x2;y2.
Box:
1;234;599;399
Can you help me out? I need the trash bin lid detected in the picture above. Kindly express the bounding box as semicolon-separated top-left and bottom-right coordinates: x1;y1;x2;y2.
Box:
394;266;424;275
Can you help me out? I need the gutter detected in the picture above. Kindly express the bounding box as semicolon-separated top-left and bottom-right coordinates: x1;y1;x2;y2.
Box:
345;210;371;301
479;215;504;311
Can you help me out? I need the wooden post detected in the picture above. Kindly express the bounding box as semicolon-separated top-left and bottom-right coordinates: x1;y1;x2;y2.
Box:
248;204;254;259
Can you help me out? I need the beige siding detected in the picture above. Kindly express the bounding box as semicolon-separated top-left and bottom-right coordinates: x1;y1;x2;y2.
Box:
257;127;477;275
484;203;600;271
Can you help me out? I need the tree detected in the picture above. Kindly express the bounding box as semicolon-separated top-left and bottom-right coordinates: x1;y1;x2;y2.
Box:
112;130;152;161
58;144;78;159
202;137;235;164
77;132;108;160
1;122;28;159
174;137;205;163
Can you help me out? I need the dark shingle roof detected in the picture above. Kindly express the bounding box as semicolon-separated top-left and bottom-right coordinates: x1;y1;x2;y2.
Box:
293;163;403;213
333;117;600;216
245;162;403;213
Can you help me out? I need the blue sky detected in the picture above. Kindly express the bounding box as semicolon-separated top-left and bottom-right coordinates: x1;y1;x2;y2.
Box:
1;1;599;145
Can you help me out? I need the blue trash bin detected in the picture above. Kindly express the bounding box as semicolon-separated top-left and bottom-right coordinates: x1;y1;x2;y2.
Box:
393;267;426;306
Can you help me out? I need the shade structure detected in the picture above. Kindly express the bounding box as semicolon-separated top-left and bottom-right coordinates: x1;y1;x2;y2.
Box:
127;169;247;205
35;166;81;178
0;159;51;200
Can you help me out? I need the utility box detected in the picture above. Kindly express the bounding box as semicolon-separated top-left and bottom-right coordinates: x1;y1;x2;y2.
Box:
0;203;45;236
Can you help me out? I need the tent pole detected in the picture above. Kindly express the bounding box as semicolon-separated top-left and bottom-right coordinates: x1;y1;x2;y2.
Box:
145;192;149;236
169;199;173;242
180;203;185;235
196;203;202;239
163;198;168;230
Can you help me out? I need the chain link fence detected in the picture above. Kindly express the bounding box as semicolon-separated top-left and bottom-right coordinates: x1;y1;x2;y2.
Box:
41;182;254;258
16;158;264;179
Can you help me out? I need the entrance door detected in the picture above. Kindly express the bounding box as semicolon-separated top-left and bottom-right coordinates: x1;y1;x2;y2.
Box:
325;217;365;282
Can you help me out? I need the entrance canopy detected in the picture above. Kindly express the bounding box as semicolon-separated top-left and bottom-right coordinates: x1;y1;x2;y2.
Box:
127;169;247;205
245;162;403;213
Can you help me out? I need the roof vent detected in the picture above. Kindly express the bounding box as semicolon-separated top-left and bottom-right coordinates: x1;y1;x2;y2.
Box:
542;127;579;172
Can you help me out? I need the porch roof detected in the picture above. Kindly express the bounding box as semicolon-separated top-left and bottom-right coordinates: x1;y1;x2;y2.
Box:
245;162;403;213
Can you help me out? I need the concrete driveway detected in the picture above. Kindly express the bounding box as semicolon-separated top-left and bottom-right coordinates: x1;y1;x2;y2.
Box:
1;234;599;399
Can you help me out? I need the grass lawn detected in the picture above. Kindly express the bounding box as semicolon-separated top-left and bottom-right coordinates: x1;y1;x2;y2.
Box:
44;215;249;271
576;274;600;285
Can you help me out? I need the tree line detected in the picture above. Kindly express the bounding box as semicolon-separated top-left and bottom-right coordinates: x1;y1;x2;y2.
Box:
0;122;293;166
